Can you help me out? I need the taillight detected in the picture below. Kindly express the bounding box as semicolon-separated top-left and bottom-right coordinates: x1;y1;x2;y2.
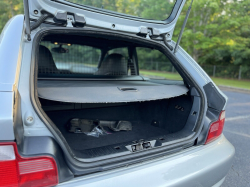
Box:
205;111;226;144
0;142;58;187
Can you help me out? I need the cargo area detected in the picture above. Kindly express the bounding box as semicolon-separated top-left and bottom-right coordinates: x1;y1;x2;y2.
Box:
39;89;198;159
35;33;201;160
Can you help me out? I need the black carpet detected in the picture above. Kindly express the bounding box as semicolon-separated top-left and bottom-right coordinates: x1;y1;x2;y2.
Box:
48;119;168;151
45;95;192;154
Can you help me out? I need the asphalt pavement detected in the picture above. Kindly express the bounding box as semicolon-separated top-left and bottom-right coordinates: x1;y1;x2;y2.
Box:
221;90;250;187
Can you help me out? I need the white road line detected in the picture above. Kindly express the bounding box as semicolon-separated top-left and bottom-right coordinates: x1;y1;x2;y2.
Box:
228;102;250;107
226;115;250;122
224;130;250;138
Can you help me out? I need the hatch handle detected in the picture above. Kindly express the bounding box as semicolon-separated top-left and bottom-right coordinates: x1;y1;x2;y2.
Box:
118;87;138;92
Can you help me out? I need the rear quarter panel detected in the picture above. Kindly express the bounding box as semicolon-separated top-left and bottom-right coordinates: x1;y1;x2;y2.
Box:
0;15;24;140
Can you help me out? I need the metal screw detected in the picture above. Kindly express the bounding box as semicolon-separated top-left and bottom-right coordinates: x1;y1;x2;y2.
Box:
27;116;34;122
34;10;39;15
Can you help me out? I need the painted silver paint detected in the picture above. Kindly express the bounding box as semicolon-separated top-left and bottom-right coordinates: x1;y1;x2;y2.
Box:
173;42;228;109
0;83;13;92
0;15;24;91
0;92;15;140
57;135;234;187
0;15;24;140
18;29;53;137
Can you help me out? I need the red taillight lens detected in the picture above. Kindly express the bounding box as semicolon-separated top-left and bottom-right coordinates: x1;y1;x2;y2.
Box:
0;143;58;187
205;111;226;144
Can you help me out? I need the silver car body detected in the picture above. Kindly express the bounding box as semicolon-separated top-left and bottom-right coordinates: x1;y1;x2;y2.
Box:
0;1;234;185
58;135;234;187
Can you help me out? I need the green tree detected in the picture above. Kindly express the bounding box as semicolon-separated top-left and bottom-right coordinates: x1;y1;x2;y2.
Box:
174;0;250;67
0;0;23;32
0;0;249;79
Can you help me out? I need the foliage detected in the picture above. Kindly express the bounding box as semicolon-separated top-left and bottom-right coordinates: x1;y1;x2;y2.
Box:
174;0;250;77
0;0;249;79
0;0;23;32
69;0;174;20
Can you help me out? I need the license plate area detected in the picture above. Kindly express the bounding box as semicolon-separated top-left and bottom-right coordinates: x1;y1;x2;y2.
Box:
126;140;156;152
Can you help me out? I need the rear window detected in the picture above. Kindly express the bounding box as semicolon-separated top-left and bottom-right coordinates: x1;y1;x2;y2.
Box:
63;0;177;20
40;41;101;75
38;35;182;81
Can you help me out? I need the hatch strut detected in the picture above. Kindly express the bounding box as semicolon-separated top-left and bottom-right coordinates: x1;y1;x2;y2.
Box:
23;0;31;41
174;0;194;53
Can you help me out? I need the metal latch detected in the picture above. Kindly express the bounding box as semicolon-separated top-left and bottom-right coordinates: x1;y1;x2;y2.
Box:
67;15;74;27
138;27;173;51
126;140;156;152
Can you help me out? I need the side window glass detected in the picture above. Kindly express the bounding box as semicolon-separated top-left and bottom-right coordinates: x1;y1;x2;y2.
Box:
106;47;129;59
137;47;183;80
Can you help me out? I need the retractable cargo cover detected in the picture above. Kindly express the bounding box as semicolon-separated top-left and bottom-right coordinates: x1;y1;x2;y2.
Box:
37;80;189;103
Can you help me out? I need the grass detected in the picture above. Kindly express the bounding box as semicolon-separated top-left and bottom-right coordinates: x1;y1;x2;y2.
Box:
212;77;250;90
140;70;183;80
140;70;250;90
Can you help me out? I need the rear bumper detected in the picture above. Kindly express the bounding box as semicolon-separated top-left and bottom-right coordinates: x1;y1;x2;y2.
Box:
58;134;234;187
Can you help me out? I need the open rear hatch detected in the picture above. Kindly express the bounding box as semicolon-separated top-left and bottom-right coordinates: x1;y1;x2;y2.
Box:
24;0;188;43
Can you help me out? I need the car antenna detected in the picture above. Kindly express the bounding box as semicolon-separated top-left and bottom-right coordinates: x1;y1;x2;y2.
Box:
174;0;194;54
23;0;31;41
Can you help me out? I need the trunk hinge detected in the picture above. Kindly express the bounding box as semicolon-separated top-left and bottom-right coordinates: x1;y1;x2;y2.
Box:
174;0;194;53
138;27;161;40
54;12;86;28
138;27;173;50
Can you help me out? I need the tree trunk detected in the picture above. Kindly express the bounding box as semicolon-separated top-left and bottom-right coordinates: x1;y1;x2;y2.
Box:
9;0;15;17
192;48;199;62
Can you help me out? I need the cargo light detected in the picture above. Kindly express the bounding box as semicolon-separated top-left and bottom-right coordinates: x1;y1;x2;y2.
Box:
0;142;58;187
205;110;226;144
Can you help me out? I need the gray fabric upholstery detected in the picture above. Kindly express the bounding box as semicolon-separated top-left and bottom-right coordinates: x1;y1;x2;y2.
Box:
38;45;59;73
37;80;189;103
95;53;127;75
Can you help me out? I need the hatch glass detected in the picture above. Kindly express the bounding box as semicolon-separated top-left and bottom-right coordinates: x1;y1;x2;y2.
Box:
62;0;177;20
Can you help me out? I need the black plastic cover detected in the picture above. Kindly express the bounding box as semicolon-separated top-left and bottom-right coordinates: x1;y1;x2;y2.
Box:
54;12;67;24
73;14;86;27
138;27;148;36
203;82;226;111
